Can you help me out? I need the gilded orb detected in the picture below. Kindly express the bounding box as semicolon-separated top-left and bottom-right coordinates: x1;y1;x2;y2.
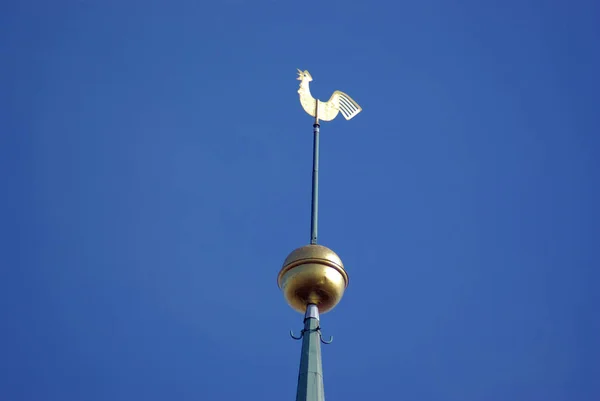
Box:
277;244;349;314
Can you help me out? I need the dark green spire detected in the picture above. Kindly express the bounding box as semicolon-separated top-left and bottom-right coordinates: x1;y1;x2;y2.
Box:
292;304;333;401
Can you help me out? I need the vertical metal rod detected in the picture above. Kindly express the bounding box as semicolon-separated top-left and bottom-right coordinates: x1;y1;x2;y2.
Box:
310;123;320;245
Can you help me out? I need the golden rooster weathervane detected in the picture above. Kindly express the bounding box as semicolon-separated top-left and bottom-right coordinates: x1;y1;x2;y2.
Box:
294;68;362;245
297;69;362;124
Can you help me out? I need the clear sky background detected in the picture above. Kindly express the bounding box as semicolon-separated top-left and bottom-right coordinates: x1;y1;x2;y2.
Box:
2;1;599;400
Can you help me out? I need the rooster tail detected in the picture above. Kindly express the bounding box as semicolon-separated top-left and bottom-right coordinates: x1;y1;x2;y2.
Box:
334;91;362;120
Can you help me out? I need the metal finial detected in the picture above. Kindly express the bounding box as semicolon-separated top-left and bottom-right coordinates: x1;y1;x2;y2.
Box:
278;244;349;314
282;71;360;401
297;69;362;244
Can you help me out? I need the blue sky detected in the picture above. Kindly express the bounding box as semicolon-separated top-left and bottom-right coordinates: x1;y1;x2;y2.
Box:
2;1;599;400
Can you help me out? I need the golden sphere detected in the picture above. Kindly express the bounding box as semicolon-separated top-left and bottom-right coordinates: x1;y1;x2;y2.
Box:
277;244;349;314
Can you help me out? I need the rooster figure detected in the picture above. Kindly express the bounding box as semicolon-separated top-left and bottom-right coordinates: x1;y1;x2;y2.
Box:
297;69;362;122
